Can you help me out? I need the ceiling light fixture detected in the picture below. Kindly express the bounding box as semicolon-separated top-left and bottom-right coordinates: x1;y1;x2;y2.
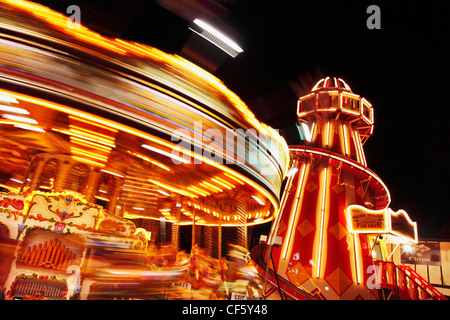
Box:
189;18;243;58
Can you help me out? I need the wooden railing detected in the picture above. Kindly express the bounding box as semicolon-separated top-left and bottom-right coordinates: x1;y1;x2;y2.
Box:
374;260;447;300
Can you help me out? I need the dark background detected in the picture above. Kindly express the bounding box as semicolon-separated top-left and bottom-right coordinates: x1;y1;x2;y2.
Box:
33;0;450;239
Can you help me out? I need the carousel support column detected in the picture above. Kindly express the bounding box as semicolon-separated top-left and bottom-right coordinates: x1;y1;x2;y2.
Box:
108;177;124;218
171;196;182;250
236;196;248;249
204;224;213;258
83;167;101;202
28;157;46;192
53;159;72;192
191;208;196;249
218;216;222;258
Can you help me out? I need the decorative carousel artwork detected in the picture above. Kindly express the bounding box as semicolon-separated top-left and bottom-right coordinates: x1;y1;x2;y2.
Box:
23;191;103;237
0;193;25;239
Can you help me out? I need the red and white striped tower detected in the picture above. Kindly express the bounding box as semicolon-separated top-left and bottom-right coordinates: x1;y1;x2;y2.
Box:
268;77;390;299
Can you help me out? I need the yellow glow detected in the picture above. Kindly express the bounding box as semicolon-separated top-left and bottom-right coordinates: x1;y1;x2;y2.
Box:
282;163;307;260
223;172;245;185
211;178;233;190
64;28;127;54
342;124;349;156
113;39;147;58
134;228;151;241
6;0;290;183
316;166;328;278
356;132;367;166
126;150;170;172
388;208;419;244
342;109;360;117
2;89;281;221
187;186;211;197
71;156;106;168
70;137;113;152
69;116;118;132
149;178;198;198
214;176;236;188
94;195;110;202
354;233;362;284
69;128;115;147
70;147;109;162
342;92;360;100
69;125;116;142
351;130;363;165
325;121;331;147
311;122;317;143
251;195;265;205
0;183;20;193
200;181;223;193
289;146;391;208
311;78;325;91
345;205;389;234
52;128;117;148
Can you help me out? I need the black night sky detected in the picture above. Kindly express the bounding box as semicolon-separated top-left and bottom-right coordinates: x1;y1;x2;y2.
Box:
34;0;449;239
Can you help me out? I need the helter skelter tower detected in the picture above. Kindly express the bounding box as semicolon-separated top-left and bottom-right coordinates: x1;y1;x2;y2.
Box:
268;77;394;300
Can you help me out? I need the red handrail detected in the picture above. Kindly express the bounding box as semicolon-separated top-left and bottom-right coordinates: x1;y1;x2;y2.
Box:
374;260;447;300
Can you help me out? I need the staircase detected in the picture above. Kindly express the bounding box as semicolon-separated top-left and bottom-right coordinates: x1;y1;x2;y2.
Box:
374;260;447;300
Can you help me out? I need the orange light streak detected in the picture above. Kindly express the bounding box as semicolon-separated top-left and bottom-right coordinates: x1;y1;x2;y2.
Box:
223;172;245;185
316;166;328;278
69;116;118;132
211;178;233;190
2;89;281;217
69;137;113;153
282;163;307;260
70;147;109;162
71;156;105;168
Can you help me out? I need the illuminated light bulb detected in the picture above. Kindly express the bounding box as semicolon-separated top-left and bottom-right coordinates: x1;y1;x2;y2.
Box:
189;19;243;57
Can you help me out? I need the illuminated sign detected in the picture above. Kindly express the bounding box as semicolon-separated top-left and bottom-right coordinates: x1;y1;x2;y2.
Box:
346;205;388;233
389;209;418;242
401;242;441;266
346;205;418;243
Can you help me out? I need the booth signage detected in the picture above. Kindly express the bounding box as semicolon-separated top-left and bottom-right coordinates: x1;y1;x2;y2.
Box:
401;242;441;266
347;205;387;233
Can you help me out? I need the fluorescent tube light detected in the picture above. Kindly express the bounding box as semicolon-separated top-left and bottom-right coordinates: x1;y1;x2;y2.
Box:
189;18;243;58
